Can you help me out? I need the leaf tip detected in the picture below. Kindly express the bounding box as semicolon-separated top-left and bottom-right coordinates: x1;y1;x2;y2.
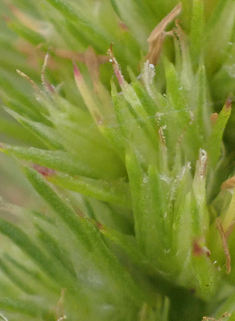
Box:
225;96;233;110
210;113;218;125
193;238;211;257
107;43;124;87
73;61;82;82
33;164;55;177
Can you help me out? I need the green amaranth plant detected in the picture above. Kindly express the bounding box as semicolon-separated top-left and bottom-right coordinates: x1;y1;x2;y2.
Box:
1;0;235;320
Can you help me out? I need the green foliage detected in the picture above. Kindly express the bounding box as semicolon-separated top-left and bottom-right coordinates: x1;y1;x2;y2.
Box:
1;0;235;320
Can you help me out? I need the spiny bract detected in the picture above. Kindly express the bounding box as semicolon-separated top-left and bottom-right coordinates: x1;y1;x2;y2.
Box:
1;1;235;321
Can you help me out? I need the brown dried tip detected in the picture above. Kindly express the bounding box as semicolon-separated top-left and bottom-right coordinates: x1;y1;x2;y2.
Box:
95;221;104;230
41;52;55;94
73;61;82;82
210;113;218;125
107;43;124;86
146;3;182;64
225;96;232;110
203;312;231;321
56;47;108;89
55;46;109;65
221;176;235;191
33;164;55;177
16;69;41;94
193;238;211;257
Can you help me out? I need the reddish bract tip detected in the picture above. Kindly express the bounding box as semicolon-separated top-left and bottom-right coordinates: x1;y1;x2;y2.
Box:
107;44;124;87
73;61;82;81
210;113;218;125
119;21;128;32
45;79;55;93
96;221;104;230
225;96;232;110
193;239;211;257
33;164;55;177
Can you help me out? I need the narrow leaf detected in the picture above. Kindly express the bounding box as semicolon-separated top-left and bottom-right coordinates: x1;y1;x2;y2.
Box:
0;217;78;293
4;108;64;150
0;143;102;179
43;169;131;208
207;97;232;169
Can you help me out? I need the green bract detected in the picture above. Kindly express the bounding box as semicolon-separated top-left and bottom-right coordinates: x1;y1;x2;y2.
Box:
1;0;235;320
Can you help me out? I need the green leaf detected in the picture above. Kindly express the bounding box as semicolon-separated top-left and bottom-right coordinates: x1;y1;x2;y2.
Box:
8;21;46;47
0;257;35;294
125;149;145;248
36;225;77;277
207;98;232;169
0;217;79;294
0;118;43;146
45;170;131;208
122;81;159;148
164;58;188;113
0;144;103;179
195;63;211;138
111;82;159;167
131;77;158;129
110;0;149;48
4;108;64;150
190;0;205;69
23;165;93;247
44;0;110;52
147;164;170;255
0;298;49;318
23;165;149;304
98;222;178;296
3;253;58;294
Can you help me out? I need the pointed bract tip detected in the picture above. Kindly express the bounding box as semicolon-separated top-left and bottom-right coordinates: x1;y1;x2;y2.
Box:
44;79;55;93
107;44;124;87
96;221;104;230
33;164;55;177
225;96;233;110
193;238;211;257
16;69;40;93
119;21;128;32
73;61;82;82
210;113;218;125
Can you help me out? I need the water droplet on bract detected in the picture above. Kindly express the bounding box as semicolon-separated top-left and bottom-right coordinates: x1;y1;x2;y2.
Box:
143;176;148;184
159;174;171;184
225;64;235;78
